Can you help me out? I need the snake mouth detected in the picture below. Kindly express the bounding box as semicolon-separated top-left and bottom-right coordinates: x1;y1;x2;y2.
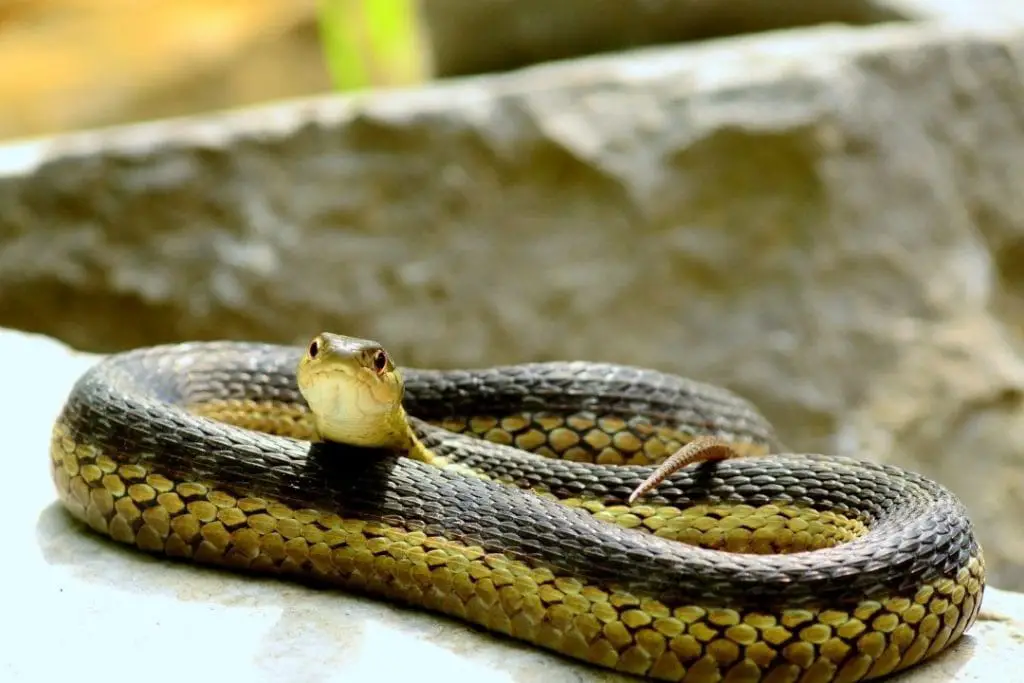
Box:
299;363;371;411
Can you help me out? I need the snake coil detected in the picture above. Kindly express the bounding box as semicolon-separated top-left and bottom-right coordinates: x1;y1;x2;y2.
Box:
49;340;984;682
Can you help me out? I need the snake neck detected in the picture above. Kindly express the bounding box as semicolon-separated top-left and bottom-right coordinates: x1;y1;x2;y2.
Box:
393;407;436;465
311;400;434;464
327;403;434;465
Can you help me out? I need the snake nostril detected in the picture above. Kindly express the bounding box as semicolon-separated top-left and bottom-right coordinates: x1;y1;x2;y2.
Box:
309;339;319;359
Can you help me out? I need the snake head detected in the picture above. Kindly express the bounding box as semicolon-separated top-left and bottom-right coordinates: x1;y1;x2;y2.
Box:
296;332;407;448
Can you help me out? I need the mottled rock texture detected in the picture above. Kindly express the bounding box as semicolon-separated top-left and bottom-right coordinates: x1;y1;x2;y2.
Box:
4;18;1024;595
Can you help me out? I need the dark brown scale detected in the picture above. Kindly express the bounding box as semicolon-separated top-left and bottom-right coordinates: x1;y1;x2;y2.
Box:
402;362;783;450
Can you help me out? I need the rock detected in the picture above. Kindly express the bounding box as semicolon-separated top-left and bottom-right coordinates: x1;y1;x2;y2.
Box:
7;324;1024;682
837;314;1024;591
3;18;1024;591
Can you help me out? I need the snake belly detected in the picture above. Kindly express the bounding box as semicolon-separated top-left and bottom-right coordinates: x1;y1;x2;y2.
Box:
48;341;985;683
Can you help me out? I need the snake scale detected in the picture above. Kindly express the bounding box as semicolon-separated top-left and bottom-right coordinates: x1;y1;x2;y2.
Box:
48;334;985;683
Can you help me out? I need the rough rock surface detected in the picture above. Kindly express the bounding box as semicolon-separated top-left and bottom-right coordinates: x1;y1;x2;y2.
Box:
6;325;1024;683
4;20;1024;592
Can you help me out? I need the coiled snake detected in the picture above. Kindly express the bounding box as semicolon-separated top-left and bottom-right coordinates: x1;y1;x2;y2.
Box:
48;333;985;682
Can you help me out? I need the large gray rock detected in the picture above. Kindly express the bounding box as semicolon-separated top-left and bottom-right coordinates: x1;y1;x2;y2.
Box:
4;19;1024;594
7;325;1024;682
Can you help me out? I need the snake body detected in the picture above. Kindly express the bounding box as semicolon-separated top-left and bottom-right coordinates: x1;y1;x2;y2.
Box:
49;340;985;683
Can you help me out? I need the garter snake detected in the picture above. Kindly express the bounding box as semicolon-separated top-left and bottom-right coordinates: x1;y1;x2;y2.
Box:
48;332;985;682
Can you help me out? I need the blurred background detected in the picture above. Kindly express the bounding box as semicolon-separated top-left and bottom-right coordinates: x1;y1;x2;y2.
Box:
0;0;908;141
0;0;418;141
5;0;1024;596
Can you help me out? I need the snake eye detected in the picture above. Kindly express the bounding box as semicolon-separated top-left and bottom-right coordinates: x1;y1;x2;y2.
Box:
308;339;319;359
372;349;388;373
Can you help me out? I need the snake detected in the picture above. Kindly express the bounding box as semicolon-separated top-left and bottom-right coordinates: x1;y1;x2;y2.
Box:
48;332;985;683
